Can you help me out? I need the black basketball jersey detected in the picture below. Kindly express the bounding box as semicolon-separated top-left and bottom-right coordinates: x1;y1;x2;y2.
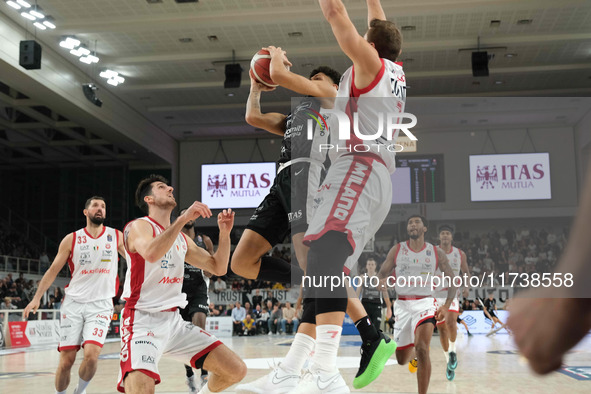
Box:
278;97;322;164
361;281;383;305
483;298;496;314
182;232;209;298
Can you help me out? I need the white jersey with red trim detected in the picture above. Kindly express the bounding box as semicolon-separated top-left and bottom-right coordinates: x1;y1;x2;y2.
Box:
65;226;119;303
393;241;438;297
334;58;406;173
122;217;189;313
433;246;463;298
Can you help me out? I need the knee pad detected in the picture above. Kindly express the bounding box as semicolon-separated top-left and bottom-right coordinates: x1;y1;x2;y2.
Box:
306;231;351;301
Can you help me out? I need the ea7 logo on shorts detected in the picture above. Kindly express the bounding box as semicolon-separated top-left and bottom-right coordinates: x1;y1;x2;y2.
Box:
159;276;183;284
142;355;155;364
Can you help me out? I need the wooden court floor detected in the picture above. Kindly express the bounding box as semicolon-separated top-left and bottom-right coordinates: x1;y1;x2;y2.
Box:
1;333;590;393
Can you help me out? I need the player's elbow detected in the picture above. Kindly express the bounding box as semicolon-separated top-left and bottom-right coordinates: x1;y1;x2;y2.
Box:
322;2;346;23
212;263;228;277
245;113;263;128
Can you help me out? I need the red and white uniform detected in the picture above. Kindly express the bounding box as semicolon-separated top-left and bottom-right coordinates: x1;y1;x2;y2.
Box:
304;59;405;272
118;217;221;393
392;241;439;349
58;226;118;351
433;246;463;318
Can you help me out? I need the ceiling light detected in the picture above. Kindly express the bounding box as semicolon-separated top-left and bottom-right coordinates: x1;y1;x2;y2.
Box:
204;68;216;72
517;19;533;25
42;18;56;29
59;37;80;49
80;52;99;64
70;45;90;57
100;70;118;79
16;0;31;8
505;53;517;58
207;35;218;41
6;1;21;10
20;11;36;20
100;70;125;86
226;93;235;97
401;25;416;31
288;32;303;37
495;80;504;85
29;9;44;19
33;21;46;30
179;37;193;43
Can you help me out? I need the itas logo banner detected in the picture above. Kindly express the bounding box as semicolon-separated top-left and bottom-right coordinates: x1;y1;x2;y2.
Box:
201;162;276;209
469;153;551;201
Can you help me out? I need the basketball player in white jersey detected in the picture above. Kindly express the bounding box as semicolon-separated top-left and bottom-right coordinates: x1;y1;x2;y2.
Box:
294;0;406;392
378;215;457;394
434;224;470;381
23;196;125;394
118;174;245;394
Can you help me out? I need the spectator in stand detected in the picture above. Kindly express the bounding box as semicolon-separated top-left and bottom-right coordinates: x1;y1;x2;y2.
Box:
280;302;299;334
214;277;227;293
244;301;253;317
272;282;285;290
252;304;262;320
53;287;63;309
209;303;221;316
242;314;256;336
263;291;278;307
257;307;270;335
231;301;246;335
232;280;242;292
244;279;254;293
15;273;25;286
1;296;16;310
39;251;50;272
268;303;283;335
252;289;263;307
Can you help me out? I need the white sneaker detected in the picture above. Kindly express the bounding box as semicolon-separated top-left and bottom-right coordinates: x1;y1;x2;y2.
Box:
72;386;86;394
235;366;300;394
186;375;199;394
289;370;349;393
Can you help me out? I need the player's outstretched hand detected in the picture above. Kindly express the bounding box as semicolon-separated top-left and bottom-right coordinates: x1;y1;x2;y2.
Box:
264;46;293;68
218;209;235;235
23;299;40;320
508;296;590;374
249;73;276;92
183;201;212;221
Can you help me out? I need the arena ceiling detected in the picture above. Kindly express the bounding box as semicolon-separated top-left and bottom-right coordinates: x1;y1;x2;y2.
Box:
1;0;590;168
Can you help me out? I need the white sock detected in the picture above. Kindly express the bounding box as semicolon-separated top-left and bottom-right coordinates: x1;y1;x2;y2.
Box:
449;340;456;352
311;325;342;374
56;391;66;394
198;383;212;394
76;377;90;393
280;333;315;374
443;350;449;363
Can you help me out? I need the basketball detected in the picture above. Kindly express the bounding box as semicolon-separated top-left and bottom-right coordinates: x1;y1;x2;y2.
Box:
250;49;278;87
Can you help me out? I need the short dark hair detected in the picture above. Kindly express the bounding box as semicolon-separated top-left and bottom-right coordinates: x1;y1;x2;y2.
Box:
407;214;428;227
439;224;454;234
310;66;342;85
135;174;169;214
85;196;105;209
367;19;403;62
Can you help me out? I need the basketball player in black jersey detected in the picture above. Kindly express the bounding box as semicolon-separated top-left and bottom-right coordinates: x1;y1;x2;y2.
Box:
482;292;508;336
356;257;388;329
235;49;393;393
179;208;214;393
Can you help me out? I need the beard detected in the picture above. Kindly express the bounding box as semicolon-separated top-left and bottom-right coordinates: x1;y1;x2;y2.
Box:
408;231;420;240
89;215;105;225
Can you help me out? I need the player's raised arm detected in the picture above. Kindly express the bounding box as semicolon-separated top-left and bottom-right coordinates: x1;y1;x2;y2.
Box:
367;0;387;24
245;75;286;136
186;209;235;276
129;201;211;263
23;233;72;318
318;0;383;87
267;46;337;98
